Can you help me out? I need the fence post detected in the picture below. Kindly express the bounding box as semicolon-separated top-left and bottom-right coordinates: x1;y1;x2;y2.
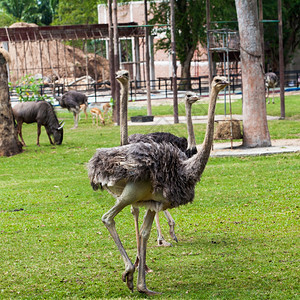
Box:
199;77;201;95
94;84;97;103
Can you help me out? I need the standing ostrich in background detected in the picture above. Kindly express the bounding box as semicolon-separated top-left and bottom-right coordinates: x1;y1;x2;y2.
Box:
116;70;199;247
129;91;199;246
56;90;88;128
265;72;278;104
88;76;229;295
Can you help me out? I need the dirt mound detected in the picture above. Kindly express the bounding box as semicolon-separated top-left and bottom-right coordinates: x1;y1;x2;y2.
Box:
9;22;38;28
6;22;110;84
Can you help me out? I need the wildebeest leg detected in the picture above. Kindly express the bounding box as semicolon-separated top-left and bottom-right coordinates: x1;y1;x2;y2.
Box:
83;104;88;120
17;121;26;146
72;112;79;129
37;124;42;146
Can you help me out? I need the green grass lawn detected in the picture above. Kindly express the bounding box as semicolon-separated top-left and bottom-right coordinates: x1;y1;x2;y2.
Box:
128;94;300;120
0;94;299;299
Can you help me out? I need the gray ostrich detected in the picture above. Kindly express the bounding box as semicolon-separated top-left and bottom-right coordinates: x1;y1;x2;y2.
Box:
117;70;199;247
265;72;278;104
129;91;199;247
87;76;229;295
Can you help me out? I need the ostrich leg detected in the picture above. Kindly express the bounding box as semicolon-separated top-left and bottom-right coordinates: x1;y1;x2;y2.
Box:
137;209;161;295
164;210;178;242
155;212;172;246
102;202;135;292
131;206;153;273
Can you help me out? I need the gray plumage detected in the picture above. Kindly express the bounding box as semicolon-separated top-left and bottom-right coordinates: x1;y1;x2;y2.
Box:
88;141;197;208
265;72;278;104
128;132;196;158
87;76;230;295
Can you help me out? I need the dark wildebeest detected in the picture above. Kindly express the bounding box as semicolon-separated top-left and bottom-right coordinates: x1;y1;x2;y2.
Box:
265;72;278;104
56;90;88;129
12;101;64;146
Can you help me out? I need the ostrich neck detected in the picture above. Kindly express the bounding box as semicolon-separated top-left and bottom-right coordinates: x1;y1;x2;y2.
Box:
185;102;196;149
186;87;219;179
120;84;128;146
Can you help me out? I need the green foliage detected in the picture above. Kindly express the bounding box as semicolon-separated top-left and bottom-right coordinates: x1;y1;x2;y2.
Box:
0;8;17;26
9;75;51;102
52;0;99;25
263;0;300;70
0;0;58;26
149;0;206;66
0;109;299;298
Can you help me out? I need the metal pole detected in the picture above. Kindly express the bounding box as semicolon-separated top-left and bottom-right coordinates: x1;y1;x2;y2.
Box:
170;0;179;124
144;0;152;116
278;0;285;119
113;0;120;124
206;0;213;92
258;0;265;71
108;0;116;119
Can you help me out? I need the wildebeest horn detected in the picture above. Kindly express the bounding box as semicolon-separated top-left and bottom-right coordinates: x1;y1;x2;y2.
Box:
58;121;65;130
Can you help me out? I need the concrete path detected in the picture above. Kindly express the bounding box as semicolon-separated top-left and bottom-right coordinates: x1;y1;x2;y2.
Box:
128;115;300;157
210;139;300;157
128;114;280;126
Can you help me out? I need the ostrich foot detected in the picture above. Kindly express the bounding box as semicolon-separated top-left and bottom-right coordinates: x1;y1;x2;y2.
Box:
169;227;178;243
137;285;162;296
157;237;173;247
134;257;153;273
122;265;135;292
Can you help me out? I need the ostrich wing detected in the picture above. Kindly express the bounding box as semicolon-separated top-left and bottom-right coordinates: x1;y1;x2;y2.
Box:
88;142;195;208
129;132;188;155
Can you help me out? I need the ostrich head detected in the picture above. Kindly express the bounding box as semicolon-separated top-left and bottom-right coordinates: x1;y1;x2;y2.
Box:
211;76;230;92
116;69;130;85
185;91;199;106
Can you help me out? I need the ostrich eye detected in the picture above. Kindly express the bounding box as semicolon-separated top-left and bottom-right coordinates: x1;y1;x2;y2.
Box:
215;79;221;83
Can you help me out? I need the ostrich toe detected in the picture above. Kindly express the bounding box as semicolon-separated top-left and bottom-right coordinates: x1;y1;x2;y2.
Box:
137;285;162;296
157;237;173;247
122;265;135;292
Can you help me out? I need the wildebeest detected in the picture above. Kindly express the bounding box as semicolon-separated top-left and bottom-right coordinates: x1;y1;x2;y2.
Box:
56;90;88;128
12;101;64;146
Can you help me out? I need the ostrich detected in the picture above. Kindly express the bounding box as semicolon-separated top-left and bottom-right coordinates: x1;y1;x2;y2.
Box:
128;92;199;246
265;72;278;104
117;70;199;247
87;76;229;295
56;90;88;128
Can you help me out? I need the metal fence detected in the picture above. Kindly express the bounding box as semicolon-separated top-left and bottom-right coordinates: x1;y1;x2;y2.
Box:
9;70;300;104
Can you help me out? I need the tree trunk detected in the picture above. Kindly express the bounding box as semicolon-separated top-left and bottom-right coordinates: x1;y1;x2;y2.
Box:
179;47;195;90
0;50;23;157
235;0;271;147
